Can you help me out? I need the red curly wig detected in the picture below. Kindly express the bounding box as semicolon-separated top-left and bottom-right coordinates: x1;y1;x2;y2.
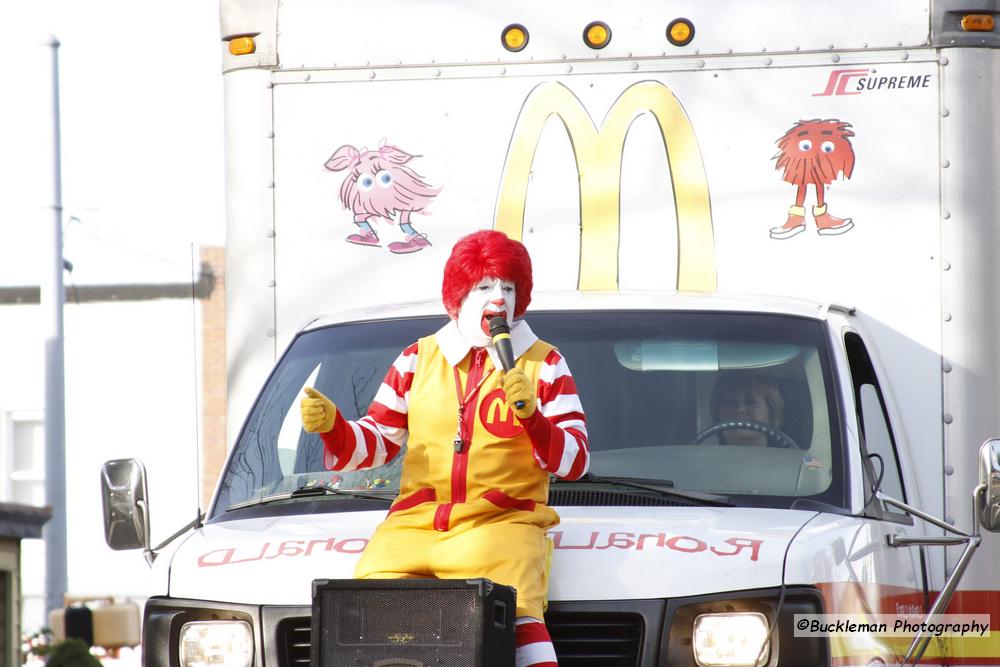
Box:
442;230;533;319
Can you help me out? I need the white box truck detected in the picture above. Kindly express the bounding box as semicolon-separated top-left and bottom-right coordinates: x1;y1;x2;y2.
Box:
102;1;1000;665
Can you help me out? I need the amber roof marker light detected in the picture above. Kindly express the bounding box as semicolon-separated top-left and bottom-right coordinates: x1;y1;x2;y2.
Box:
583;21;612;49
960;14;996;31
228;35;257;56
502;24;529;52
666;18;695;47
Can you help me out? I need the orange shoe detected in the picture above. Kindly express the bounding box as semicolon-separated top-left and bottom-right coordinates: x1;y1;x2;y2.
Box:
813;204;854;235
770;205;806;239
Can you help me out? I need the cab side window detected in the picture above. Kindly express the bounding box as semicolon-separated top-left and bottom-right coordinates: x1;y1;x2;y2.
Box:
844;333;908;518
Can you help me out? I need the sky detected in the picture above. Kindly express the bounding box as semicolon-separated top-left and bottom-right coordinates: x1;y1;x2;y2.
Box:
0;0;228;634
1;0;226;287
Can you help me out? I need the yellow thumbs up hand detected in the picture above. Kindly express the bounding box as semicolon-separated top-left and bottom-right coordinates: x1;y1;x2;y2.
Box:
301;386;338;433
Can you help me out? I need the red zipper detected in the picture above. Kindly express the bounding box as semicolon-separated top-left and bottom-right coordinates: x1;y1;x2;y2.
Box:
435;348;488;532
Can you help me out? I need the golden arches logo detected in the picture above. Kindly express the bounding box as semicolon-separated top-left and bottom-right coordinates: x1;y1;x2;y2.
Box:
494;81;716;291
486;396;513;425
479;388;523;438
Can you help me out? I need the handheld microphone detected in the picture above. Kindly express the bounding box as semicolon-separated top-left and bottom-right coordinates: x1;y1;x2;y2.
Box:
489;316;524;409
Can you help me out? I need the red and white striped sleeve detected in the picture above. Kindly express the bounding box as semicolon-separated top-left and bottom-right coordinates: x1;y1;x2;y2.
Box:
319;342;418;471
521;348;590;480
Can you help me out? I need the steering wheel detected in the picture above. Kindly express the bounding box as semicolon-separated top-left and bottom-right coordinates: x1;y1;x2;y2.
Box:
693;420;802;450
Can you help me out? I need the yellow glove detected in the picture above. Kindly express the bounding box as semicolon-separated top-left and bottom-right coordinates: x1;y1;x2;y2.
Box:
301;387;338;433
502;368;536;420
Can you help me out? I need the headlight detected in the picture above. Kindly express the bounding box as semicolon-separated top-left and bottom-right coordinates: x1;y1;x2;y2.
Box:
180;621;254;667
692;612;770;667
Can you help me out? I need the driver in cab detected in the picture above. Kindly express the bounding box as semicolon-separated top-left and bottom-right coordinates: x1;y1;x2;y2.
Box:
709;372;785;447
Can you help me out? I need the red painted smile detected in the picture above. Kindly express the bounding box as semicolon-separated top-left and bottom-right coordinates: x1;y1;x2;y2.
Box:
481;310;505;336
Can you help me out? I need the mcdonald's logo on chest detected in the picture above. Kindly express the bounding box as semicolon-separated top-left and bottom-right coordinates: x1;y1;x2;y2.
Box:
479;388;524;438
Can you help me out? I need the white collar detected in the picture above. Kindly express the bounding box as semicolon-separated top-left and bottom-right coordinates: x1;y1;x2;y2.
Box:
435;319;539;368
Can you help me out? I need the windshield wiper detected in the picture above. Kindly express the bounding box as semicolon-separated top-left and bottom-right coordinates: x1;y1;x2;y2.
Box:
289;485;395;502
557;472;734;506
227;484;395;511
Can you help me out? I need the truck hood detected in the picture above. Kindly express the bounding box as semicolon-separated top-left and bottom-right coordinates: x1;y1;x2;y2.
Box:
167;506;819;605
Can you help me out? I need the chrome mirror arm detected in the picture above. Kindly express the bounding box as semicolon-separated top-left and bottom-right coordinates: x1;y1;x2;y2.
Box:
878;486;986;666
137;499;155;567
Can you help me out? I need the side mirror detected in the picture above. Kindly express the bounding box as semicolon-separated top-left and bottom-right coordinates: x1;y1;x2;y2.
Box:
979;439;1000;532
100;459;150;551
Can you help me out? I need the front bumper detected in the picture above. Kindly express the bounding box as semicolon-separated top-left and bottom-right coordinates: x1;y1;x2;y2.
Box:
143;587;828;666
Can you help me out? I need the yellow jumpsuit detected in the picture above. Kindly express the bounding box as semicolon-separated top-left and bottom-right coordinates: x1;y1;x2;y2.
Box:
350;334;564;619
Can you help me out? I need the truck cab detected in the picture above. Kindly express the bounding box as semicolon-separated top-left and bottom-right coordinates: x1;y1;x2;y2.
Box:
116;291;982;666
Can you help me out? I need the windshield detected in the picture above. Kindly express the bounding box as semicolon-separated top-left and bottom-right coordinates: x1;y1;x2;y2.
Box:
212;310;844;518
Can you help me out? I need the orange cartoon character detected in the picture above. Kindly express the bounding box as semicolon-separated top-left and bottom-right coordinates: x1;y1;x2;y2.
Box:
770;119;856;239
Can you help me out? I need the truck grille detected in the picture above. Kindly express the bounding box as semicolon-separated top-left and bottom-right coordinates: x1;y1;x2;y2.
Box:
278;611;643;667
547;611;643;666
279;619;310;667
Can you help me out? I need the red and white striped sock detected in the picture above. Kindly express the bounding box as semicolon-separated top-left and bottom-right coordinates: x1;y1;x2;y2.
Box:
515;617;558;667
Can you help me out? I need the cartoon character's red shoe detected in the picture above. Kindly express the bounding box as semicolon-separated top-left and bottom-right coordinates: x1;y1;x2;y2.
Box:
346;230;380;246
770;205;807;239
813;204;854;236
388;233;432;254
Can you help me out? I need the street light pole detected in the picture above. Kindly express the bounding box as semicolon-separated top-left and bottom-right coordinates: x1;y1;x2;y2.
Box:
42;35;68;618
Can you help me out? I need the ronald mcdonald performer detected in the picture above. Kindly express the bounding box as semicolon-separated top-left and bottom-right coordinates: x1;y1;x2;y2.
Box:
301;229;589;666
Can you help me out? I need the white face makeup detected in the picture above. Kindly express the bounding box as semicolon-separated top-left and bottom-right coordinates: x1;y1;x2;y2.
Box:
455;276;516;348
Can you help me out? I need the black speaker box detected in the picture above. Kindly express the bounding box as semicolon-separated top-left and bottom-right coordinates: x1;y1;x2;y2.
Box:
310;578;516;667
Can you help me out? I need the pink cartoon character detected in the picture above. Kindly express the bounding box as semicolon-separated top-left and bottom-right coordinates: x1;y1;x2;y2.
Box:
324;141;442;254
770;119;856;239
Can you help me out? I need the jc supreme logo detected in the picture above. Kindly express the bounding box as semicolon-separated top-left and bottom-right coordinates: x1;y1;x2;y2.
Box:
479;388;524;438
